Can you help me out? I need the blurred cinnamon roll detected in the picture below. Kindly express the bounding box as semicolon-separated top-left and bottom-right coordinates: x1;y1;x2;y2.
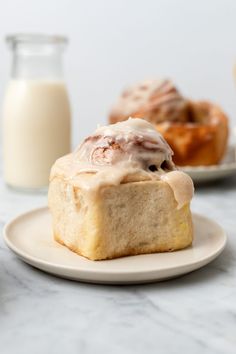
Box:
109;79;229;166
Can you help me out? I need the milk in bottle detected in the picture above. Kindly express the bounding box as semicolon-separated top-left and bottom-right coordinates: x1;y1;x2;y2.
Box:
2;34;71;190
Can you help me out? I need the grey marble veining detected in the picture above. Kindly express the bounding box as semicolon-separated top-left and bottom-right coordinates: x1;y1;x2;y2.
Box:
0;170;236;354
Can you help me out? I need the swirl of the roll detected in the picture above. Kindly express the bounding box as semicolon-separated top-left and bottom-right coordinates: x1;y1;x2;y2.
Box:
75;118;175;172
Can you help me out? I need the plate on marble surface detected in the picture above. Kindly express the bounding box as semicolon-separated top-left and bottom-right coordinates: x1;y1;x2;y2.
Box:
3;207;226;284
181;145;236;183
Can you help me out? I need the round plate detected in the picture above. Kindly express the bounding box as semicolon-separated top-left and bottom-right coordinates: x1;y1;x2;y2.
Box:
181;145;236;183
3;207;226;284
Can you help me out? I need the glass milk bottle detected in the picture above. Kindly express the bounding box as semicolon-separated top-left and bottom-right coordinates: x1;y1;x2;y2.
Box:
2;34;71;191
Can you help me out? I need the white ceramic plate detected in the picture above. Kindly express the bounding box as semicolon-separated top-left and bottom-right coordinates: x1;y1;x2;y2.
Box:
3;207;226;284
181;145;236;183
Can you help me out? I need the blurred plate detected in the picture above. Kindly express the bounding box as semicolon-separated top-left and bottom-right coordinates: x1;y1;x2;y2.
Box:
181;145;236;183
3;207;226;284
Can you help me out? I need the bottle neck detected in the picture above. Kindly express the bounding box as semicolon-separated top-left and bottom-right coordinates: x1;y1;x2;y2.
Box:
11;50;64;80
6;35;67;80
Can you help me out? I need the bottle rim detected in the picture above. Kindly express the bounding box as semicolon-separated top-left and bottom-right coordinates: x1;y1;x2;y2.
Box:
6;33;68;45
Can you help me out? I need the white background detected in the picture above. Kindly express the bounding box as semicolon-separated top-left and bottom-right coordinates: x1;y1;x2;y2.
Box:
1;0;236;145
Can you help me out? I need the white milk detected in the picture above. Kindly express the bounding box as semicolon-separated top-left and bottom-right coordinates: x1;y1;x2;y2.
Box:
2;79;71;189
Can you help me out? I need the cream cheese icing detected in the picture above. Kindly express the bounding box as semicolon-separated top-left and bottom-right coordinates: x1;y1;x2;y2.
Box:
74;118;174;169
50;118;194;208
161;171;194;209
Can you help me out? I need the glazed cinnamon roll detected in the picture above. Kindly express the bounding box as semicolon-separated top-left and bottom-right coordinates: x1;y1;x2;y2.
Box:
49;118;194;260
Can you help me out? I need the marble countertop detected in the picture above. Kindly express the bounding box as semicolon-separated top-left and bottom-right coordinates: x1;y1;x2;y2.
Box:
0;171;236;354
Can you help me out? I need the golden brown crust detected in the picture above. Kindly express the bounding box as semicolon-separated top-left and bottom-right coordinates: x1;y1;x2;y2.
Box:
54;232;193;261
156;101;228;166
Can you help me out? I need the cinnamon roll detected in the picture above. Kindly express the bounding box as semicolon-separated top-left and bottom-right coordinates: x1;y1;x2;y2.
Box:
49;118;194;260
109;79;229;166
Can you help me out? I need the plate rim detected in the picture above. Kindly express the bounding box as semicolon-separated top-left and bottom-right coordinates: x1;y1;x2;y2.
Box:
3;206;227;277
182;163;236;173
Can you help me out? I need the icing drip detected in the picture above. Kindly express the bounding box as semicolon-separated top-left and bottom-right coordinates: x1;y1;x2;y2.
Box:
161;171;194;209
